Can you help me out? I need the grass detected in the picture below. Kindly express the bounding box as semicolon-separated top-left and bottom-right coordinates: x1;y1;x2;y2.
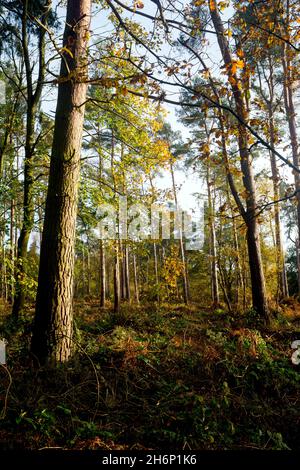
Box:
0;300;300;450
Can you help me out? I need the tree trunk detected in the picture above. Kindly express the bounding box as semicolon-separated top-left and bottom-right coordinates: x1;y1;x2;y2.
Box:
114;242;121;314
133;252;140;304
120;240;125;300
206;149;219;306
100;240;106;307
282;43;300;293
124;244;130;301
153;242;160;302
31;0;92;364
268;104;289;298
257;55;288;299
87;243;91;297
12;0;49;318
170;160;189;304
9;197;15;304
210;0;269;320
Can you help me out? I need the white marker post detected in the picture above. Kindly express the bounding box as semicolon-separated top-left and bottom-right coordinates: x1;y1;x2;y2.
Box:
291;340;300;365
0;80;5;105
0;339;6;364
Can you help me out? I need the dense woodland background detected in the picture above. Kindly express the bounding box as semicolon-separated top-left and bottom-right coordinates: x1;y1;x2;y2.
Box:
0;0;300;450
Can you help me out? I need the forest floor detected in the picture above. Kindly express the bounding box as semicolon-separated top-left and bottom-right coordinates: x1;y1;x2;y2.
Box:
0;300;300;450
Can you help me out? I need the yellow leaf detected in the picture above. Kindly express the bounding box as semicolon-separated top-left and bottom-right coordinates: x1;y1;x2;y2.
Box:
225;29;232;38
236;59;245;69
231;62;237;74
218;1;228;11
61;46;74;58
209;0;216;11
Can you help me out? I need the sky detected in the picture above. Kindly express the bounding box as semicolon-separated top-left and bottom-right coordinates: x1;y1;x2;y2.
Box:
39;0;300;247
41;0;205;217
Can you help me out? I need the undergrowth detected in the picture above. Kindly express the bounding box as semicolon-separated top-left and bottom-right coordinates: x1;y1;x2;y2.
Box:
0;302;300;450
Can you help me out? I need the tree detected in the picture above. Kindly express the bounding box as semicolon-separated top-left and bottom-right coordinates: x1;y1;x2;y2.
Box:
209;0;269;320
31;0;92;364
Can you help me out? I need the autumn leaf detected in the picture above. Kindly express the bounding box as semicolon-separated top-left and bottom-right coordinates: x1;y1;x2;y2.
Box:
120;87;128;96
135;0;144;8
218;1;228;11
209;0;216;11
236;59;245;69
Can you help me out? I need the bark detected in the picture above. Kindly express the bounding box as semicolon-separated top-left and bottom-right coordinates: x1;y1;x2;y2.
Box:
100;240;106;307
133;252;140;304
106;257;111;299
114;242;121;314
87;244;91;297
124;244;130;301
31;0;92;364
120;240;125;300
228;191;244;307
8;198;15;304
153;242;160;302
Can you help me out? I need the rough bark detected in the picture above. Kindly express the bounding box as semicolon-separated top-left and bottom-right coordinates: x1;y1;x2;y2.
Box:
31;0;92;364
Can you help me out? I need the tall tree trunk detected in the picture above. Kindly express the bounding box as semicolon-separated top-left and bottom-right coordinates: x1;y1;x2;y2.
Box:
31;0;92;364
98;149;106;307
268;104;289;298
120;240;125;300
282;42;300;292
124;244;130;301
106;256;111;299
9;198;15;304
153;242;160;302
204;132;219;307
170;160;189;304
210;0;269;320
227;189;243;307
257;56;288;299
12;0;49;318
100;240;106;307
87;242;91;297
114;242;121;314
133;252;139;304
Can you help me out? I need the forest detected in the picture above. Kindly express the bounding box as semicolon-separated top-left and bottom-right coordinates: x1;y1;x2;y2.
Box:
0;0;300;454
